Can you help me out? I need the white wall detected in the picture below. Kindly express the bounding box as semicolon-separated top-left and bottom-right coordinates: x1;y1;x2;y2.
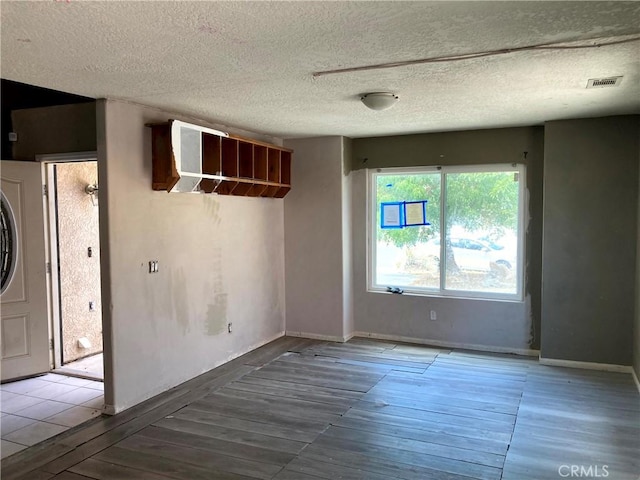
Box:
97;99;286;413
284;137;351;341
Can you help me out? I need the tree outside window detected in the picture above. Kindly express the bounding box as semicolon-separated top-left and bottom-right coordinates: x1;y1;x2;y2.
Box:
371;164;524;299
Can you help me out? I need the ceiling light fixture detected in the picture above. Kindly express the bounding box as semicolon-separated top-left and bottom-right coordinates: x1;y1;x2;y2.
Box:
361;92;399;111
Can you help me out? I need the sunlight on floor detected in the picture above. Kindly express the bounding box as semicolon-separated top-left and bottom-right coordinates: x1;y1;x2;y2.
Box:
56;353;103;381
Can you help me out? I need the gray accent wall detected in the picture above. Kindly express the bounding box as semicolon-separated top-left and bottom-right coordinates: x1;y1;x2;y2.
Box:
634;127;640;380
11;103;96;160
350;128;544;352
542;116;639;366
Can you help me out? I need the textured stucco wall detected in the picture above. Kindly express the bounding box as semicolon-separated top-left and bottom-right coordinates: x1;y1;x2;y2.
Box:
56;162;103;363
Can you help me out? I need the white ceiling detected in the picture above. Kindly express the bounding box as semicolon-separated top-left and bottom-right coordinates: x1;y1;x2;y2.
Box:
1;1;639;139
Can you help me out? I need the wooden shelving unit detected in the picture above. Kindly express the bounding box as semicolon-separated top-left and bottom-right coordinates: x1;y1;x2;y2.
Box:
149;120;292;198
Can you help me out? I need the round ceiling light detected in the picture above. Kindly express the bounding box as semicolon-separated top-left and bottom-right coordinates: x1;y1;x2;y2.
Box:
360;92;399;111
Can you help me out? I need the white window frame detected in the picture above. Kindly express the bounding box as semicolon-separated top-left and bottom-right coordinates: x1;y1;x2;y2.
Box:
368;164;526;302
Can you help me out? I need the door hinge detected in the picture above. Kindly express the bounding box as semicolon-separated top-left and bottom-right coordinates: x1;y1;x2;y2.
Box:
43;184;48;196
49;339;54;350
46;262;51;274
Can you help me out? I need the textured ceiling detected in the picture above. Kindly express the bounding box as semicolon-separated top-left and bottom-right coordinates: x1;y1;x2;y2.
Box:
1;1;639;139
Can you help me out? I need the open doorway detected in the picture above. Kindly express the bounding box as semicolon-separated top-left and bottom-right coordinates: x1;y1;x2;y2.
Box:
43;155;103;381
1;156;105;459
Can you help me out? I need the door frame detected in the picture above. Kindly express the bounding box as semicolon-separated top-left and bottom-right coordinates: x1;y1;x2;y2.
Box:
37;152;98;370
0;161;53;380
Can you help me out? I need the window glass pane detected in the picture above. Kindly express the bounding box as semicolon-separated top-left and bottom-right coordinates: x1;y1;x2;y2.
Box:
375;173;441;289
444;171;519;294
180;126;201;174
1;193;17;294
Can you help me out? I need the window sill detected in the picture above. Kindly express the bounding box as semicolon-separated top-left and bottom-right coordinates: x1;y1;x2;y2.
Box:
367;286;524;303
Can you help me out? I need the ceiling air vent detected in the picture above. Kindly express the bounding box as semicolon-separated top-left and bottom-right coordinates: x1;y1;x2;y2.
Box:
586;76;623;88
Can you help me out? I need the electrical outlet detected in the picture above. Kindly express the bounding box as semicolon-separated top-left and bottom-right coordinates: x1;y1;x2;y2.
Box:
89;301;95;312
227;322;233;333
430;310;437;321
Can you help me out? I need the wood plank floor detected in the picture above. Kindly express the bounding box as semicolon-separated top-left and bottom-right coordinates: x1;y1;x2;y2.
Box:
1;337;638;480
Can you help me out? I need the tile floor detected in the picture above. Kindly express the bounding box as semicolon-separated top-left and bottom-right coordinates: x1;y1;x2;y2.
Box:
55;353;104;381
0;373;104;459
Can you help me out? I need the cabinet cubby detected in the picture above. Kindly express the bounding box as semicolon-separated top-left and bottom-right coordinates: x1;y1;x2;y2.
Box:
200;133;221;193
238;142;253;179
149;120;292;198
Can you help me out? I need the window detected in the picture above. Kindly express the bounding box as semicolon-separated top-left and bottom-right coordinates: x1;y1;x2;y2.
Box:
1;193;17;294
369;164;525;300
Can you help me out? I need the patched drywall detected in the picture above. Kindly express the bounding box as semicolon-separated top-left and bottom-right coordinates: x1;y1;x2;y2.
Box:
56;161;102;362
350;127;543;352
542;116;639;366
97;99;286;413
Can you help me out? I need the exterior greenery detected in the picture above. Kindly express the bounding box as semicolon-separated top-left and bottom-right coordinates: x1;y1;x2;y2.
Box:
376;170;519;247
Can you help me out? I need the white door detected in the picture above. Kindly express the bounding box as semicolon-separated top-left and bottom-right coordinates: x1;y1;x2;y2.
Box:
1;160;51;381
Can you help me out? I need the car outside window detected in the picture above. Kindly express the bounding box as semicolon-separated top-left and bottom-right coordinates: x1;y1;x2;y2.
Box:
370;164;525;300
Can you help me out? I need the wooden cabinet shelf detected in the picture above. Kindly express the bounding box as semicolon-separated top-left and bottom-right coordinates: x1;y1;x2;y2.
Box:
150;120;292;198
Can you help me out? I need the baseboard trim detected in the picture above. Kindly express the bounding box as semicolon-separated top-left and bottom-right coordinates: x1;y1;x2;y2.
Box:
241;330;287;357
538;357;634;374
632;368;640;394
104;330;286;415
91;351;640;414
351;331;539;357
285;331;351;343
